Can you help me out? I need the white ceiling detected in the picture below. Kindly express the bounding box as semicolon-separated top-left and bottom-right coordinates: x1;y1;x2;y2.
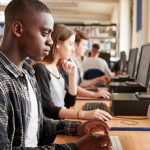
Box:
41;0;119;24
0;0;119;24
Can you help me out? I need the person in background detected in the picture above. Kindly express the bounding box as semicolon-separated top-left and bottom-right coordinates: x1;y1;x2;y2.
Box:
82;43;114;78
33;24;112;121
0;0;111;149
71;29;111;98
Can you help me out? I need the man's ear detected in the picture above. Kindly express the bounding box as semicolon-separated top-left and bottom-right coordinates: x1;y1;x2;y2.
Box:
12;21;23;37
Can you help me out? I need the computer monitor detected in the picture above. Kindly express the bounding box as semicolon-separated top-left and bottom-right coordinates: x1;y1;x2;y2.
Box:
126;48;138;77
99;52;110;68
136;43;150;88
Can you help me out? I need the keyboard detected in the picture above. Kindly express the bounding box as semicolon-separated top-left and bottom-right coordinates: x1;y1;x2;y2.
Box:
110;136;123;150
97;82;109;87
118;74;129;78
135;92;150;100
125;81;139;86
82;102;108;111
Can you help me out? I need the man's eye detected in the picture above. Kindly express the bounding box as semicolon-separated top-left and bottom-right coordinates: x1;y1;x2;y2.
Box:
42;32;49;37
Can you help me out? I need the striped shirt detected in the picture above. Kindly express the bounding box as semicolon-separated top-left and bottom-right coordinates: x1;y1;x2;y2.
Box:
0;52;79;150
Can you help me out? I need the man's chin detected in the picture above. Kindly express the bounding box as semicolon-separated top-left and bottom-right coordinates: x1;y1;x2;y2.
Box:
29;56;44;62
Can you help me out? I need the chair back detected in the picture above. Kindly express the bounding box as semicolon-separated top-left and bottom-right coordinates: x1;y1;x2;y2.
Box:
83;69;105;80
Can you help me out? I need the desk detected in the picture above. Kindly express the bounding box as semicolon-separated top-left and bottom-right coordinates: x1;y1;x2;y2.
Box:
54;132;150;150
54;100;150;150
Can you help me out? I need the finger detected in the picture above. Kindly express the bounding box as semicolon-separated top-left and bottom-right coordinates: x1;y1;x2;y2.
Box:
95;119;110;129
98;114;110;122
101;93;110;99
66;62;74;70
99;91;110;98
62;60;68;68
101;90;109;93
99;138;112;149
87;120;110;134
95;122;110;134
103;112;112;120
105;91;111;96
94;134;112;146
61;59;67;65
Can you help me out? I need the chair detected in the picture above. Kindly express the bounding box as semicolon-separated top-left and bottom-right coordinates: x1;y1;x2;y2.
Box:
83;69;105;80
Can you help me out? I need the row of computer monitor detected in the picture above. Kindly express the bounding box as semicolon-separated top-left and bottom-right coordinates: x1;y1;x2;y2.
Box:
122;43;150;88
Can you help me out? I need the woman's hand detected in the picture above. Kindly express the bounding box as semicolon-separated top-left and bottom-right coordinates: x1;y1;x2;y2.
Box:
79;109;112;121
61;60;76;75
92;90;111;99
98;75;111;83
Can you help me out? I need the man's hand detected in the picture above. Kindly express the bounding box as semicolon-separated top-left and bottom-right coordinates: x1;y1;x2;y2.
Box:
77;119;110;136
76;134;112;150
98;75;111;83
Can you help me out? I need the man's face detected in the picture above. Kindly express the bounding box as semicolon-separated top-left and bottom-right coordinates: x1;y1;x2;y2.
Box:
20;11;54;61
75;39;88;57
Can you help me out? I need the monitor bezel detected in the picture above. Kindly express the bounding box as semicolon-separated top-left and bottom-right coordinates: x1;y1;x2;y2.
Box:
127;48;138;77
136;43;150;88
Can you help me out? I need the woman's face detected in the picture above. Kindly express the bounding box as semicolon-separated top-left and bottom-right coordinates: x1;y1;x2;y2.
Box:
75;39;88;57
57;34;75;60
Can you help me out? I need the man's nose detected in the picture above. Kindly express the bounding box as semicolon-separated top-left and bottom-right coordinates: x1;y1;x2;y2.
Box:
46;36;53;46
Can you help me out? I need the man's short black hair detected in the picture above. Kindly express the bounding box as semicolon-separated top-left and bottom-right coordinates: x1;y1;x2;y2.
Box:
92;43;100;50
5;0;51;25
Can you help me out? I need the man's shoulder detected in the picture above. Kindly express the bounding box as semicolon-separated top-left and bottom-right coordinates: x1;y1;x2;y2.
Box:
98;57;107;63
83;57;95;63
0;64;10;77
0;63;18;88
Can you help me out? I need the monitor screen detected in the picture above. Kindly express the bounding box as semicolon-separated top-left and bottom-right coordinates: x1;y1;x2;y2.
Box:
136;43;150;88
127;48;138;77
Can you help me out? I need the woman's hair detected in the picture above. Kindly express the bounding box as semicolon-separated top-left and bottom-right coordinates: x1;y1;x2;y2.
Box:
43;24;75;63
75;29;89;45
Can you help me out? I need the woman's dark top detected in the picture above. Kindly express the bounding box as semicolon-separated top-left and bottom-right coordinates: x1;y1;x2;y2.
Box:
33;63;76;119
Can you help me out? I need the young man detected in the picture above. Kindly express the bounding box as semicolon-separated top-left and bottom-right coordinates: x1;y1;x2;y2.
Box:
0;0;111;149
70;29;111;99
82;43;114;78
